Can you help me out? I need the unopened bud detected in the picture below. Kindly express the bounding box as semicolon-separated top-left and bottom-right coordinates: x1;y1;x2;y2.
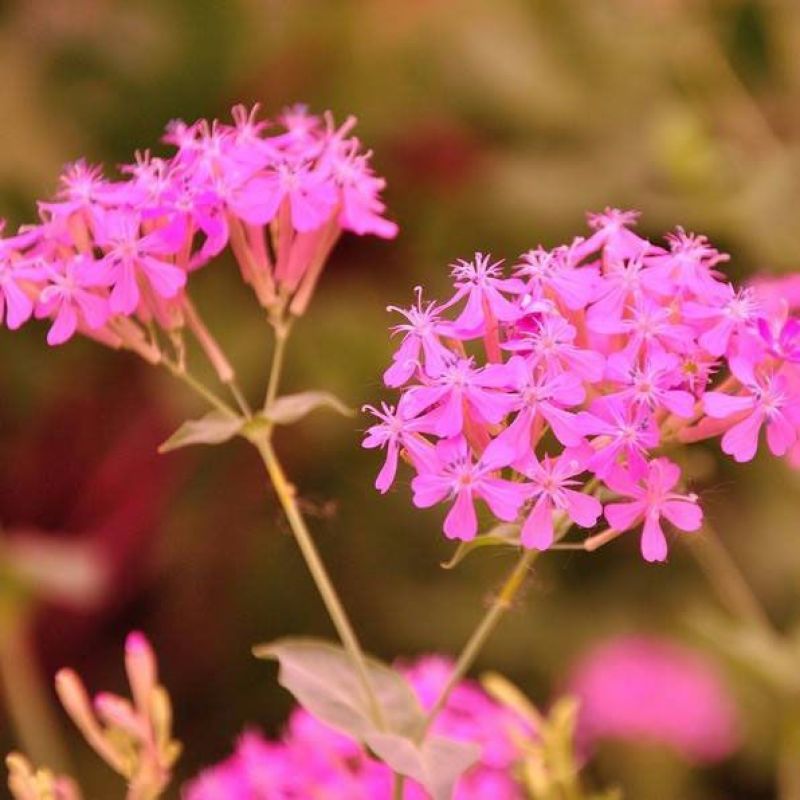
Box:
125;631;157;716
94;693;145;739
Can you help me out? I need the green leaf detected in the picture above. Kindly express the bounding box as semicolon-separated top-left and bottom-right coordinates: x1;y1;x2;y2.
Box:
263;391;353;426
365;732;479;800
158;410;243;453
253;638;424;740
481;671;543;727
441;524;520;569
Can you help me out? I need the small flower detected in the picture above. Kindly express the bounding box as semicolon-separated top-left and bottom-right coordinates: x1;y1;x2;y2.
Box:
604;458;702;562
402;357;515;438
703;357;800;462
482;357;587;467
384;287;456;386
513;244;598;311
581;397;660;479
92;209;186;315
519;447;602;550
449;253;525;333
684;283;761;357
411;437;527;540
35;255;109;345
362;400;435;493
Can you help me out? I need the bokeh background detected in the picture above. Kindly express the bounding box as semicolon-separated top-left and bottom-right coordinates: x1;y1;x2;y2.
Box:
1;1;800;797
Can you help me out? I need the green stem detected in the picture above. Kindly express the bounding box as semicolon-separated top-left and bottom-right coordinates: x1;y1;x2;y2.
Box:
162;359;239;420
227;379;253;418
690;525;778;640
779;704;800;800
420;548;539;739
264;319;292;412
251;435;386;729
0;602;70;772
689;525;800;800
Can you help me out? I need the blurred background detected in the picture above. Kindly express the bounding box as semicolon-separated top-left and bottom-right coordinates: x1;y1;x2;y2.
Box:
1;0;800;797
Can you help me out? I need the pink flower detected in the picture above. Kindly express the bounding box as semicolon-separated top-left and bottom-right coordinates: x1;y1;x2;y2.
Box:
519;447;602;550
605;350;695;418
325;135;399;239
643;228;728;296
362;400;435;493
482;357;587;467
411;437;527;540
505;315;605;383
586;254;656;334
603;295;695;369
513;244;598;311
92;209;186;315
403;656;533;771
0;252;41;330
703;357;800;462
583;208;646;257
402;358;514;438
684;283;762;357
449;253;524;334
35;255;109;345
185;655;531;800
384;288;457;386
604;458;702;562
568;635;740;763
581;397;660;479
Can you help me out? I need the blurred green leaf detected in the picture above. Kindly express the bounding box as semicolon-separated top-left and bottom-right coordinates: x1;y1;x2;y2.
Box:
158;410;243;453
263;391;353;426
253;637;424;739
365;731;480;800
441;523;520;569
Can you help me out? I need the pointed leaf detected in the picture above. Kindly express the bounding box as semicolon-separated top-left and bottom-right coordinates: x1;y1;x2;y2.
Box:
263;391;353;426
441;524;520;569
365;732;480;800
158;410;242;453
253;638;424;740
481;671;543;728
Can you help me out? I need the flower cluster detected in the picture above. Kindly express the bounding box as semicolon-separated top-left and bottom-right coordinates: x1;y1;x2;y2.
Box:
0;104;395;352
54;632;180;799
567;635;740;763
7;633;180;800
365;210;800;561
185;656;533;799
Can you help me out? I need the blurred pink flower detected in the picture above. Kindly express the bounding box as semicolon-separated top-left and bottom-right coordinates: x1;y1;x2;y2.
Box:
184;655;531;799
567;635;740;763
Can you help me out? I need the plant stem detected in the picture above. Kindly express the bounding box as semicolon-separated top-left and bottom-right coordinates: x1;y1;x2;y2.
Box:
251;434;386;729
779;704;800;800
690;525;777;640
264;318;292;411
227;380;253;418
419;548;538;739
0;602;70;772
161;359;239;420
689;525;800;800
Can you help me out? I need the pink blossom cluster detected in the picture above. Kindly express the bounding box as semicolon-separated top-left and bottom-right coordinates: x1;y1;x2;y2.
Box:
364;210;800;561
0;104;396;349
184;656;532;799
567;635;740;763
